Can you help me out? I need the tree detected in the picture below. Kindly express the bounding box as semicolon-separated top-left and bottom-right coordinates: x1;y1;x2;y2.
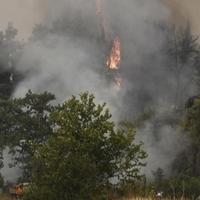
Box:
24;92;147;200
0;90;55;179
183;97;200;176
152;168;165;191
166;23;199;109
0;173;4;188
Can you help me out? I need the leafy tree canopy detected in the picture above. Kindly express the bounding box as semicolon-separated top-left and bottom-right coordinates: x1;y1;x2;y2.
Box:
183;97;200;176
24;92;147;200
0;90;55;178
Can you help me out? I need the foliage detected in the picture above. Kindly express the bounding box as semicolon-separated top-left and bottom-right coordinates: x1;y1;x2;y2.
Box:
165;176;200;199
0;90;55;179
23;92;147;200
165;23;200;109
0;173;4;188
183;97;200;176
167;23;199;66
183;98;200;143
152;168;165;190
0;19;200;200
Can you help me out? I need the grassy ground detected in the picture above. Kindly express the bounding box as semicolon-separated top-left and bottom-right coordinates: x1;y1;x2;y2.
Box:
122;198;189;200
0;195;190;200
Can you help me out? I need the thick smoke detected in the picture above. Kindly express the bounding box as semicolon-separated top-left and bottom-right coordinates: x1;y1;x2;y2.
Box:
10;0;195;179
1;148;21;183
14;0;170;117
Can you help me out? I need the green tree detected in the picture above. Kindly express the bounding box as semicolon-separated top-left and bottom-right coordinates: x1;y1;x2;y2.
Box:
166;23;199;109
0;90;55;179
0;173;4;188
183;97;200;176
152;168;165;191
164;176;200;199
24;92;147;200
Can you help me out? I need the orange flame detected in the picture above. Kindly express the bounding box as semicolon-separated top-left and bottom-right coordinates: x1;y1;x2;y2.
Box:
96;0;123;90
107;37;121;70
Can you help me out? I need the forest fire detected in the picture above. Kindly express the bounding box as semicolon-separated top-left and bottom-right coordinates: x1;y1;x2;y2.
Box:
106;36;123;89
96;0;121;70
106;37;121;70
96;0;122;88
107;37;121;69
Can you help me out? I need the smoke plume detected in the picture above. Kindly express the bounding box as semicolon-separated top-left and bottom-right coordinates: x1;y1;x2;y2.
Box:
4;0;196;179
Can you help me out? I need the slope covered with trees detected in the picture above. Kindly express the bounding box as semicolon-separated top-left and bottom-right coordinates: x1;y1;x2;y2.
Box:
1;12;200;199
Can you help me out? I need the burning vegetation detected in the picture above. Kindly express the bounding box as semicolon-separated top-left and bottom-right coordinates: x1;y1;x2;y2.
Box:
2;0;200;200
106;37;121;70
96;0;122;90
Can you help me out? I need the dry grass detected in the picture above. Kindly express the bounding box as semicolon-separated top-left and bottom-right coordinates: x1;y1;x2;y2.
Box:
0;195;191;200
124;198;154;200
122;198;190;200
122;198;158;200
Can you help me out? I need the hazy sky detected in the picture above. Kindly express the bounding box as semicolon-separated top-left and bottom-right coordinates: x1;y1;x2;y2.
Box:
0;0;199;39
170;0;200;36
0;0;47;39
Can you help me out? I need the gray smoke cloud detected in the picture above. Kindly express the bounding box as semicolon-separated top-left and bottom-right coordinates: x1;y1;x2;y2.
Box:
137;117;189;179
14;0;170;117
11;0;194;179
1;148;22;183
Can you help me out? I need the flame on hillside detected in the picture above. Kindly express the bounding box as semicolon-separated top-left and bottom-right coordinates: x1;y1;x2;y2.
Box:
96;0;122;89
106;37;121;70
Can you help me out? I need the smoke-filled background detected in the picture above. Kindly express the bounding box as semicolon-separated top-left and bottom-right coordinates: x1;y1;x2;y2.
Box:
168;0;200;36
0;0;47;39
0;0;199;39
0;0;199;181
